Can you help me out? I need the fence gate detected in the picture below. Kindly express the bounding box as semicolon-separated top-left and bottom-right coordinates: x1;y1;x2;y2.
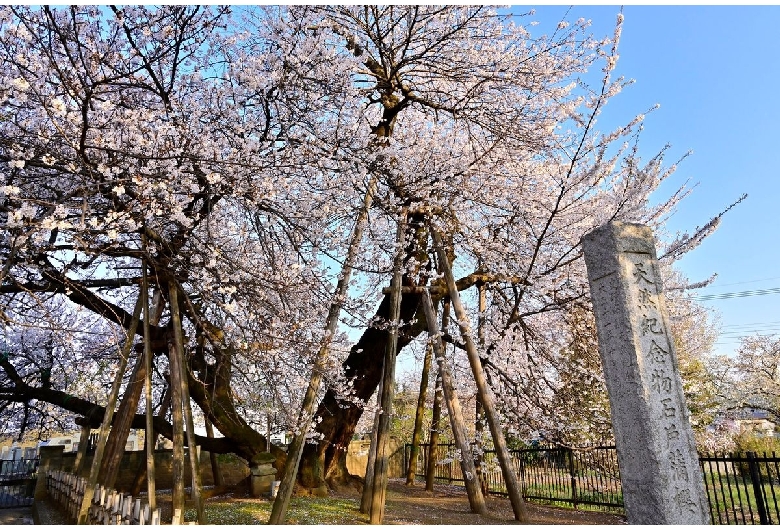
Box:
0;458;39;508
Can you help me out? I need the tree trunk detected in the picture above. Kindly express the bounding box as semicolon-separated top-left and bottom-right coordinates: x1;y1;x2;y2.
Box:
298;288;423;487
430;226;527;521
130;383;171;497
406;343;432;485
72;418;92;476
420;289;486;514
299;208;431;489
98;352;144;487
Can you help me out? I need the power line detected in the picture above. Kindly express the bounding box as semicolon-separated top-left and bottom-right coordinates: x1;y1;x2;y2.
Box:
721;320;780;329
692;287;780;301
708;276;780;288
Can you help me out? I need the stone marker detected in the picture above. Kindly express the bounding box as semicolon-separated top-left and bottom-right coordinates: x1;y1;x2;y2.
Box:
581;221;710;524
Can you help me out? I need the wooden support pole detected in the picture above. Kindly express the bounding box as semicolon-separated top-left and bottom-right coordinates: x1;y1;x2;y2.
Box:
205;418;224;487
420;290;486;514
405;342;432;485
130;383;170;497
168;283;205;524
359;371;382;514
425;300;449;492
425;369;442;492
475;281;487;494
72;418;91;476
141;253;157;514
77;295;143;525
369;209;407;525
269;177;378;525
167;321;186;523
430;226;527;521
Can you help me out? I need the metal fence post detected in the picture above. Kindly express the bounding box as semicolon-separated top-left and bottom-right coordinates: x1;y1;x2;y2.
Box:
567;447;578;509
403;444;408;480
747;451;770;525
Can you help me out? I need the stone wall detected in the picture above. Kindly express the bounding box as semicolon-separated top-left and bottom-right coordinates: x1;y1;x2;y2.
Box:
60;449;249;491
52;437;404;493
345;438;405;478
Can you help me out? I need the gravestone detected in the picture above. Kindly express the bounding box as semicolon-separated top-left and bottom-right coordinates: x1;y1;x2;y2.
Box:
581;221;710;524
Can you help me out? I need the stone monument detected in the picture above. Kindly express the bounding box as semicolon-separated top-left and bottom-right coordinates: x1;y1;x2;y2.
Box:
248;452;277;498
581;221;710;524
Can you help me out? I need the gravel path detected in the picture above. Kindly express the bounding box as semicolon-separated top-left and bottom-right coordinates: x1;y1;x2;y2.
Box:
0;506;34;525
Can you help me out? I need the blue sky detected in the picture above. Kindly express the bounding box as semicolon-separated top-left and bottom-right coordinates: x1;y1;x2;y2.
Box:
525;5;780;357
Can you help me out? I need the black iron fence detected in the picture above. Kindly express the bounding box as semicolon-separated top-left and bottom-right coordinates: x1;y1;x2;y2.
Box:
0;457;39;508
700;451;780;525
405;443;780;525
405;443;622;512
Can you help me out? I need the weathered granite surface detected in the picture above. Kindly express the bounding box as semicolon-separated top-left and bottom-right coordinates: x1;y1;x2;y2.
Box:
582;221;710;524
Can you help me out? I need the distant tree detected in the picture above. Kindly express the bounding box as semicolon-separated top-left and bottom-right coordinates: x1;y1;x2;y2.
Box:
723;335;780;425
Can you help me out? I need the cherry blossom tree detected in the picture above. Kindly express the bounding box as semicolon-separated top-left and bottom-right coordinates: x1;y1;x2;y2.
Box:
0;5;370;462
721;335;780;425
0;5;731;494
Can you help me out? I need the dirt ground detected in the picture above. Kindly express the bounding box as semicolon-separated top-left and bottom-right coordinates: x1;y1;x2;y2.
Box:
344;479;627;525
153;478;627;525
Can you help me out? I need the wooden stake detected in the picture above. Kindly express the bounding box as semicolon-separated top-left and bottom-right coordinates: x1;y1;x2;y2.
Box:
475;280;487;494
368;209;407;525
269;177;378;525
420;290;486;514
430;226;527;521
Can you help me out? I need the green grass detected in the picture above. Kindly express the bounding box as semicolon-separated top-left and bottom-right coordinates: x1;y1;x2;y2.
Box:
702;472;768;524
184;496;363;525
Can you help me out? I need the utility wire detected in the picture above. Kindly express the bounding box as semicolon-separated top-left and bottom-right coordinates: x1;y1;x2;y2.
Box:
692;287;780;301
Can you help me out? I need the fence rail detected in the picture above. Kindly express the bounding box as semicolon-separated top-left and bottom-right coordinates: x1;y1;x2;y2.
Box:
46;470;160;524
405;443;780;525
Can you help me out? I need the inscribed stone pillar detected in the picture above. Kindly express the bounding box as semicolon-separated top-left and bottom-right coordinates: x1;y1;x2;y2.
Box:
581;221;710;524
